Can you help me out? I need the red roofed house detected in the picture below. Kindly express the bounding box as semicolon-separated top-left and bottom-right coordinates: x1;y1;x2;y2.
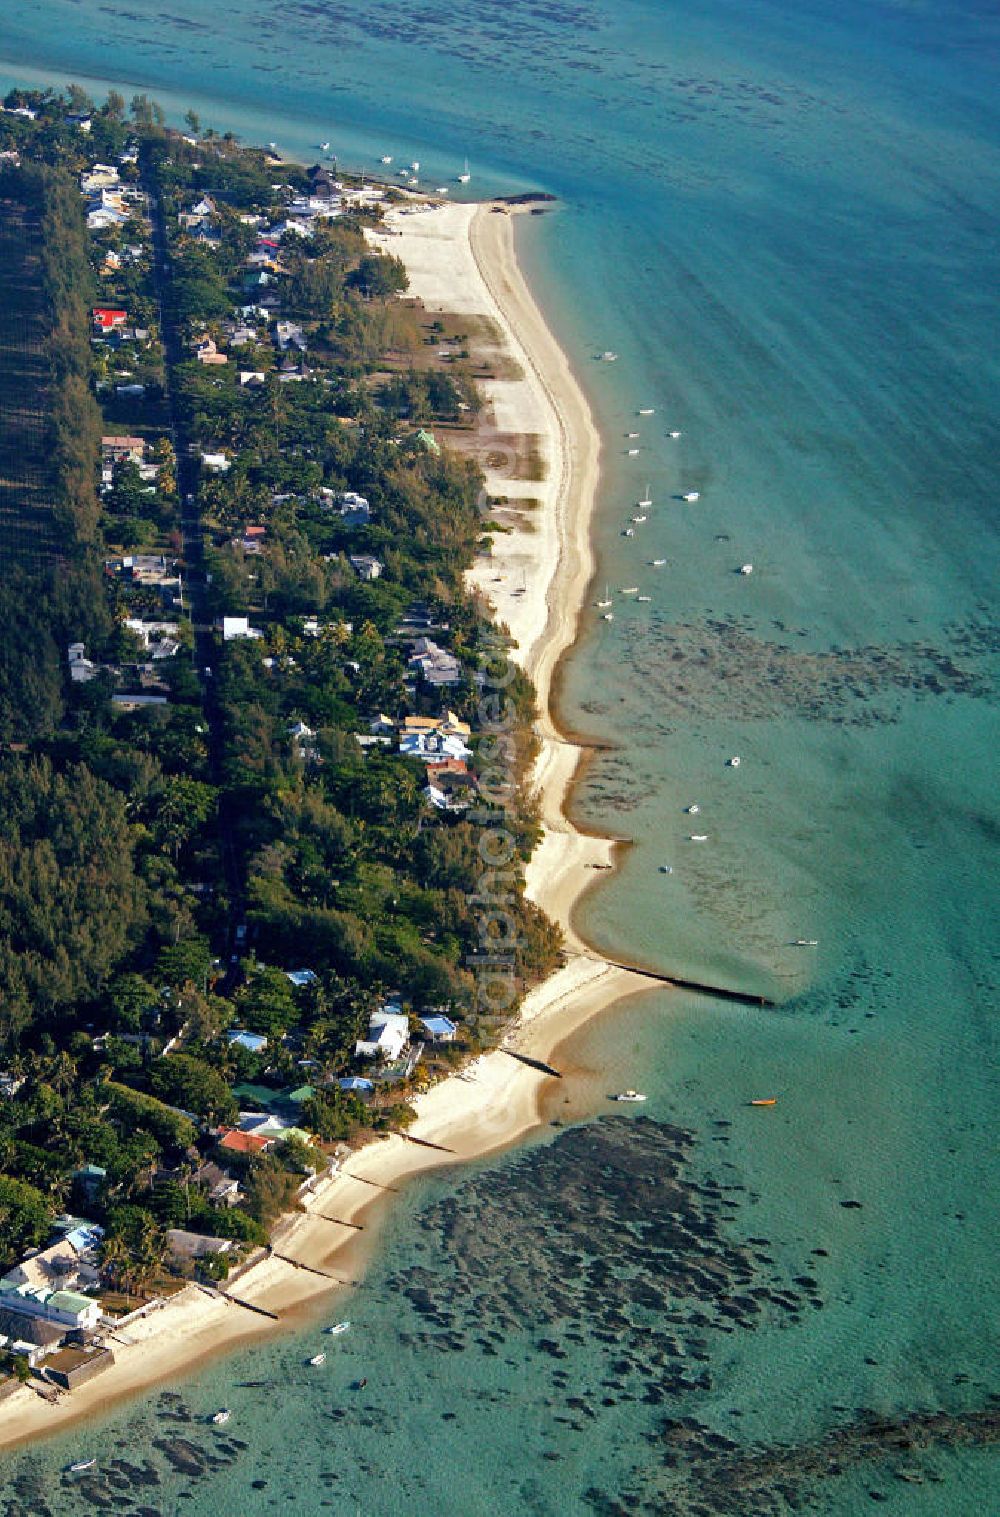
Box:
218;1128;274;1156
424;758;470;779
102;435;145;464
93;307;128;333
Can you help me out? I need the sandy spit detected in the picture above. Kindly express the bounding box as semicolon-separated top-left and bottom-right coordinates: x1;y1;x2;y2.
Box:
0;200;650;1451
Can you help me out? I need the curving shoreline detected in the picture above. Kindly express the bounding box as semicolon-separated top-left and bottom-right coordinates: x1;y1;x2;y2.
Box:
0;199;649;1452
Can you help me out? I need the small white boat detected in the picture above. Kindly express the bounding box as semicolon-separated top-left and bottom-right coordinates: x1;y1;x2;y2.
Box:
689;833;708;842
686;804;700;814
268;141;278;151
597;585;612;608
380;154;393;165
309;1352;327;1366
458;158;471;184
436;185;450;195
652;557;667;566
69;1459;96;1473
668;429;682;439
599;351;618;362
727;756;741;768
626;431;640;438
623;527;635;537
620;586;639;595
740;563;754;575
637;594;652;602
328;1320;351;1335
632;514;647;523
602;611;614;621
638;485;652;507
627;447;640;456
683;491;701;502
659;864;673;874
638;407;655;416
319;141;330;151
410;160;420;171
211;1409;231;1425
613;1090;647;1102
794;939;819;947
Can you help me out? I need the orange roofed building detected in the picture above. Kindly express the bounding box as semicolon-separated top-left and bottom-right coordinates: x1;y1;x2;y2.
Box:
218;1128;273;1155
402;710;471;740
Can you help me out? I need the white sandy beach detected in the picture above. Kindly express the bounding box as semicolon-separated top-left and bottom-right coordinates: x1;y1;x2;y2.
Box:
0;199;651;1450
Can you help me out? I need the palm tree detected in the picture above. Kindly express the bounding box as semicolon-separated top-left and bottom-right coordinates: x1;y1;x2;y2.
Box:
99;1233;130;1293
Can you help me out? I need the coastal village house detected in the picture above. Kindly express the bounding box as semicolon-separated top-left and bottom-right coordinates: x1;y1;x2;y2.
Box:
355;1007;410;1063
165;1230;233;1265
349;554;383;582
419;1014;458;1043
407;637;461;688
93;306;128;333
0;1222;105;1337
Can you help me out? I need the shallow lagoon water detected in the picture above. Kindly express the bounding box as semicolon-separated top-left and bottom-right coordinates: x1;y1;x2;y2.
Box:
0;1;997;1511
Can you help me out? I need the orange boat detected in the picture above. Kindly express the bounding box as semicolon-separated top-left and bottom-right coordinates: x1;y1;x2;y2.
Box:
750;1098;778;1107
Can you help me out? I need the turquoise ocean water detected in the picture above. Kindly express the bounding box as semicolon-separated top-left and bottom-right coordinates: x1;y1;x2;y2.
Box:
0;1;997;1511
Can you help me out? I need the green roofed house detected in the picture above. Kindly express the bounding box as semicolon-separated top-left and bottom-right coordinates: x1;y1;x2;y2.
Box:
46;1290;101;1329
253;1121;314;1146
281;1085;315;1107
73;1164;107;1198
415;428;441;455
232;1083;283;1109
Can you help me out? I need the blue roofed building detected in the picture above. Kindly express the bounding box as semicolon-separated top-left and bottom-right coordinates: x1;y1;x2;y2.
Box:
338;1077;374;1094
420;1014;458;1043
228;1030;269;1054
285;969;318;988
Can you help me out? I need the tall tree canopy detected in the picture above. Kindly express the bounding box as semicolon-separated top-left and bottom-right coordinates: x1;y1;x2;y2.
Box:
0;758;142;1047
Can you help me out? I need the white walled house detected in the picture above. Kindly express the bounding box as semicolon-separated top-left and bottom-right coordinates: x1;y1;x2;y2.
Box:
355;1011;410;1063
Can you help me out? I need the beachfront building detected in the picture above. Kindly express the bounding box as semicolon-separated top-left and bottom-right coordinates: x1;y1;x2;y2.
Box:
218;1128;275;1157
419;1014;458;1043
0;1307;64;1368
0;1222;105;1334
192;1163;244;1209
407;637;461;688
355;1008;410;1063
0;1285;102;1332
401;711;471;741
165;1230;233;1264
400;729;471;761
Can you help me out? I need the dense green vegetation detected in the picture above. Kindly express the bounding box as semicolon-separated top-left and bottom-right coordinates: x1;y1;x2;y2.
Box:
0;89;560;1283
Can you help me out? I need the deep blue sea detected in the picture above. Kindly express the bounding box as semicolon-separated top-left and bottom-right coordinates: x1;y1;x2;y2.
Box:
0;2;997;1511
